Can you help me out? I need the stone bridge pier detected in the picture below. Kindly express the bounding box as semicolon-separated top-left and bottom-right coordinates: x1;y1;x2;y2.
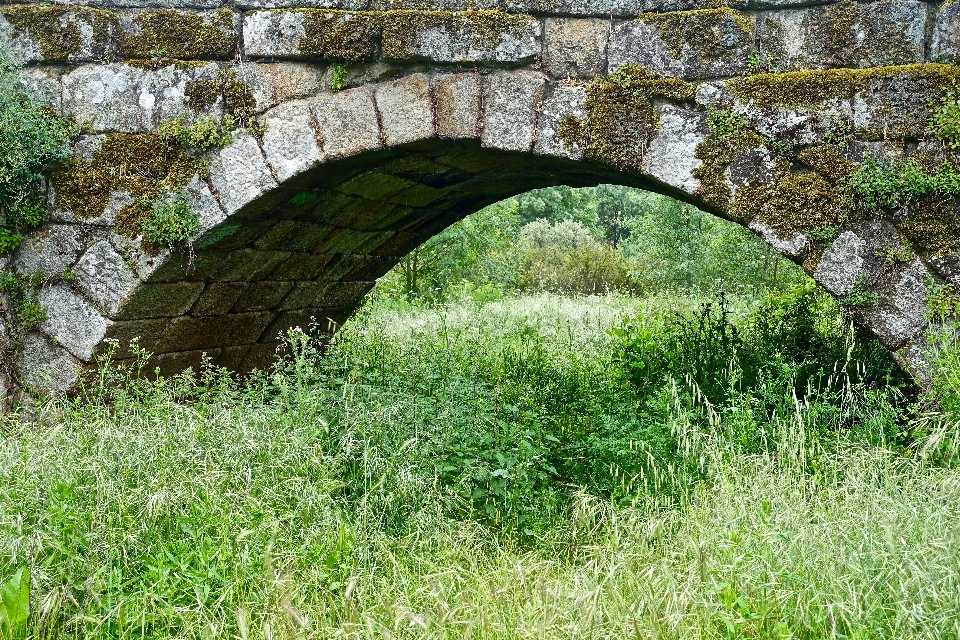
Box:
1;0;960;396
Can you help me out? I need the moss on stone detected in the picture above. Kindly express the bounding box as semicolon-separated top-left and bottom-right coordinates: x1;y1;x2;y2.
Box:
116;9;238;60
732;172;846;235
637;8;752;60
52;134;204;240
558;66;694;171
381;10;536;60
728;68;854;110
185;68;256;122
898;196;960;255
796;145;854;184
691;129;768;214
297;10;381;61
0;6;114;61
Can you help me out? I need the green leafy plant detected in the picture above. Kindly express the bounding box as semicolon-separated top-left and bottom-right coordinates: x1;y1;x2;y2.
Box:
0;271;47;330
706;107;748;141
0;567;30;636
841;273;879;309
331;63;349;92
157;116;234;152
807;226;837;244
929;84;960;149
0;48;75;252
141;191;200;247
846;152;960;212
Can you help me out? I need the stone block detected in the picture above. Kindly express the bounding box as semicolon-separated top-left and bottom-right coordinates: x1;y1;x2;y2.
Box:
39;285;110;361
814;230;865;297
643;105;708;195
209;249;291;281
99;317;169;358
310;87;382;160
12;224;86;278
114;281;206;319
433;73;481;139
232;281;296;311
481;70;544;152
543;18;609;79
506;0;640;17
16;333;80;394
74;239;140;315
277;281;333;310
375;74;434;146
758;0;925;72
207;132;278;215
609;9;754;80
18;67;63;111
269;252;335;280
534;84;587;159
114;9;239;60
243;10;379;60
261;99;324;183
150;348;221;377
852;66;960;141
61;62;222;134
243;62;328;113
154;311;273;352
382;11;541;63
243;10;307;58
240;341;285;373
0;6;114;64
214;344;251;371
190;282;248;315
932;1;960;64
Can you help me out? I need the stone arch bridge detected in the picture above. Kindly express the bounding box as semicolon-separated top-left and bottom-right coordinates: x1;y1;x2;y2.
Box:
1;0;959;395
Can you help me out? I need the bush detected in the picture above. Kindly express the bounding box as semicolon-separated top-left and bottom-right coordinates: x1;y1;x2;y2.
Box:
0;48;75;252
141;191;200;247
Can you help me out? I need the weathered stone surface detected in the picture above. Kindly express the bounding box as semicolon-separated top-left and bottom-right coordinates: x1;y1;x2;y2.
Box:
382;12;541;63
11;225;85;277
243;10;307;58
481;71;544;152
190;282;248;315
154;311;273;351
210;249;290;281
434;72;480;139
874;259;929;346
814;230;866;297
543;18;608;79
100;317;169;357
61;62;222;133
261;99;324;183
609;9;754;79
114;8;239;60
16;333;80;394
932;1;960;65
243;62;328;113
758;0;925;72
114;281;206;319
207;132;278;215
0;6;113;63
233;280;296;311
310;87;382;159
534;84;587;159
851;66;957;141
643;105;707;194
508;0;640;16
74;239;139;315
237;0;368;9
39;285;110;361
375;74;434;146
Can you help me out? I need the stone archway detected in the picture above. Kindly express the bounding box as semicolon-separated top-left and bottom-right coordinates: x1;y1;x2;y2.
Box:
3;0;960;393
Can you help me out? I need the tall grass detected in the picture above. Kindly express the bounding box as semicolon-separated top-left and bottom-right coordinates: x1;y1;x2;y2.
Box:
0;293;958;639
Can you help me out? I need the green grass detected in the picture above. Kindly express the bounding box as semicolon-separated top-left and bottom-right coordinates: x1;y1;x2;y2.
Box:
1;293;958;639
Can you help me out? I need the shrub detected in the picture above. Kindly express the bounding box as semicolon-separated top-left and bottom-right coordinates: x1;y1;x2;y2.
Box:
0;47;75;252
846;152;960;212
141;191;200;247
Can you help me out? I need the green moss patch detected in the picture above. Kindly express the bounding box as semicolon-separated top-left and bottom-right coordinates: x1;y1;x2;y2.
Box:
558;66;694;171
0;6;114;61
185;68;256;123
796;145;854;184
295;10;380;61
116;9;238;60
637;8;752;60
51;134;204;240
732;172;846;236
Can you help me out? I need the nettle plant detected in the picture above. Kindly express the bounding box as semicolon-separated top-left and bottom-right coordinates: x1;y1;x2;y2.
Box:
0;49;75;252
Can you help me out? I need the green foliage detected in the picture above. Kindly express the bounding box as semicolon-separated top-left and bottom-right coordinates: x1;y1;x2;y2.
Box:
846;152;960;212
0;567;29;637
706;107;748;141
157;116;234;152
929;84;960;149
841;273;880;309
0;48;75;252
331;62;349;92
141;190;199;247
0;270;46;330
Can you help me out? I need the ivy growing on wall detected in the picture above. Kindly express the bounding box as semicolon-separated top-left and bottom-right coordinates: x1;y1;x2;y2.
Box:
0;47;75;252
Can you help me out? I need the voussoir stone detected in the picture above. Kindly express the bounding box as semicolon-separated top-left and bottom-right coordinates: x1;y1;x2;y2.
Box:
74;239;139;316
814;230;866;297
16;333;80;394
261;99;324;183
481;70;544;152
310;87;382;159
433;72;481;139
375;74;434;147
208;132;279;215
644;105;708;195
534;84;587;159
11;224;85;277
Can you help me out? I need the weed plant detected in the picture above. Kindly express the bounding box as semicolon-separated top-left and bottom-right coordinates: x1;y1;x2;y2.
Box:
0;292;958;639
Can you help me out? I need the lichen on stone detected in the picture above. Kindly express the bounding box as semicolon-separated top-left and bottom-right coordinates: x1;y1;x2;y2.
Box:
185;68;256;123
380;10;536;60
637;8;753;61
296;10;381;61
116;9;238;61
691;128;768;213
0;6;114;61
557;66;694;171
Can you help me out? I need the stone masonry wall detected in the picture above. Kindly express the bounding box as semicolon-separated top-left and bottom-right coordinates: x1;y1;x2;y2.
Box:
1;0;959;400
